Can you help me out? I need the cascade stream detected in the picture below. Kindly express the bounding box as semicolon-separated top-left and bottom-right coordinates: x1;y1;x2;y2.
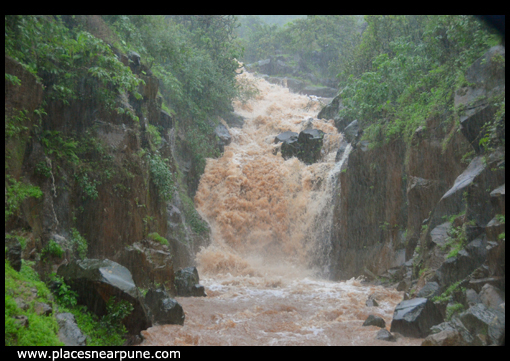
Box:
140;71;422;346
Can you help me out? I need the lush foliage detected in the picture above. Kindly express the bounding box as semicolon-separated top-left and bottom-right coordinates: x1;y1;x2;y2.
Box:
336;15;501;145
5;15;143;114
5;260;63;346
49;274;130;345
148;152;176;202
5;175;43;222
148;232;169;246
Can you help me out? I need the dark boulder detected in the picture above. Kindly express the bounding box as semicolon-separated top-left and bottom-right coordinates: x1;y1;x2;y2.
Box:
56;313;87;346
458;303;505;345
489;184;505;215
422;329;466;346
274;131;298;144
57;259;151;335
116;239;174;291
5;236;22;272
478;284;505;309
390;298;444;338
435;237;487;287
365;294;379;307
215;124;232;153
301;86;338;98
485;216;505;277
376;329;396;342
416;282;441;299
275;129;324;164
297;129;324;164
174;267;206;297
222;112;245;128
362;314;386;328
144;288;185;325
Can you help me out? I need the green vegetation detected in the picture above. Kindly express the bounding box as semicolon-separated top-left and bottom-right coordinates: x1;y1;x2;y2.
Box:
70;228;88;260
432;280;465;303
148;232;169;246
5;260;63;346
446;302;465;321
49;274;131;345
336;16;501;146
148;153;176;202
181;192;209;235
5;175;43;222
41;240;64;259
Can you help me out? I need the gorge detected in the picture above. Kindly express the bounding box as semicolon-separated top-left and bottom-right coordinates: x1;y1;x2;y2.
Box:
5;15;505;347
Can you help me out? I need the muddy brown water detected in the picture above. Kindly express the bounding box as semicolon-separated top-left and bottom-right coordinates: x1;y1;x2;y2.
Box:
141;71;422;346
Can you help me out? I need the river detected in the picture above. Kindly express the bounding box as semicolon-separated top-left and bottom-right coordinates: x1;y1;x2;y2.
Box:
140;71;422;346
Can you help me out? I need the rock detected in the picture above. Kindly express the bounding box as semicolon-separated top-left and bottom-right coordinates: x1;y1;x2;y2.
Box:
13;315;29;329
460;105;497;153
34;302;52;316
454;46;505;153
390;298;444;338
489;184;505;215
5;236;22;272
144;288;185;325
485;218;505;277
174;267;206;297
363;314;386;328
435;244;485;287
275;131;298;144
286;78;305;93
428;222;452;248
366;294;379;307
127;51;141;74
429;156;486;230
57;259;151;335
297;129;324;164
376;329;396;342
318;94;342;120
416;282;441;299
458;303;505;345
435;235;487;288
14;297;29;311
465;289;481;307
301;85;338;98
468;277;505;293
421;329;466;346
343;120;359;143
478;284;505;309
159;110;173;130
276;129;324;164
116;239;174;291
56;313;87;346
214;124;232;152
430;319;480;345
222;112;245;128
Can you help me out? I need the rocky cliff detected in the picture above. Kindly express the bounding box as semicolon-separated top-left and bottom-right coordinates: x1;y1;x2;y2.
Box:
328;46;505;344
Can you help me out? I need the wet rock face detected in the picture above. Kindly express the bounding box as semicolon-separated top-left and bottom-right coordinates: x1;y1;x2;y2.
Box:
390;298;444;338
362;315;386;328
5;236;22;272
275;129;324;164
215;124;232;153
144;288;184;326
57;259;151;335
174;267;206;297
116;239;174;291
56;313;87;346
